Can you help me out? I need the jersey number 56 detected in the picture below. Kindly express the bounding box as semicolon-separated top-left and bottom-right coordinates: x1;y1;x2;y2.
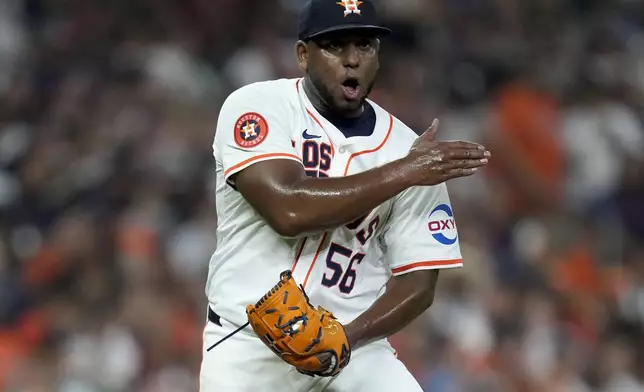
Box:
321;214;380;294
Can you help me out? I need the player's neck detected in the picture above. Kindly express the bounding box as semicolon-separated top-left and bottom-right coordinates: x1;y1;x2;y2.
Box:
302;77;363;119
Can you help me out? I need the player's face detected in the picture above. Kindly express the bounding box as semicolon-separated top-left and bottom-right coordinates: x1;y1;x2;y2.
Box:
298;31;380;115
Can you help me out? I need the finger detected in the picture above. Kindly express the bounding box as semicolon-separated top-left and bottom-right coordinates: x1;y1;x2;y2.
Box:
443;158;489;170
316;352;335;367
444;148;490;160
441;140;486;151
443;167;479;179
314;352;338;376
420;118;439;140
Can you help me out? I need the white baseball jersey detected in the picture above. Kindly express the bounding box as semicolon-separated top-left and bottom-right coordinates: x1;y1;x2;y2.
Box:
206;78;463;328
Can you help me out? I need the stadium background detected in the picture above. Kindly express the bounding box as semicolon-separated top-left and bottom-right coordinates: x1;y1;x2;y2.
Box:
1;0;643;390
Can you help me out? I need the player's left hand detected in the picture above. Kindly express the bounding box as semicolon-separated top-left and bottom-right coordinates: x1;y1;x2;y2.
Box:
246;270;351;377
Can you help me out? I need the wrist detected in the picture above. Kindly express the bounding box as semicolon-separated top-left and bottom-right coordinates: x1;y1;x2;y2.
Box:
387;158;417;189
342;321;361;351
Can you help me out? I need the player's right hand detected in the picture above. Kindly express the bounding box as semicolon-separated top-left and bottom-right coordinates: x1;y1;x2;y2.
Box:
404;118;490;186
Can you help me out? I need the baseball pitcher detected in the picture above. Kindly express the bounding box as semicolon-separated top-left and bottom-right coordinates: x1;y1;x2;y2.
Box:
200;0;490;391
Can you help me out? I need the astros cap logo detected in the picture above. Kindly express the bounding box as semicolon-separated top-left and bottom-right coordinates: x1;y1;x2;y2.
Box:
234;112;269;148
337;0;363;16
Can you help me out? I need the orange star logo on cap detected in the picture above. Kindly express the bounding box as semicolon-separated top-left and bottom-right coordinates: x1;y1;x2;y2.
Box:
337;0;363;16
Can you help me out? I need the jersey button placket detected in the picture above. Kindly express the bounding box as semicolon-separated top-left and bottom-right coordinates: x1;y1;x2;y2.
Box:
331;143;351;177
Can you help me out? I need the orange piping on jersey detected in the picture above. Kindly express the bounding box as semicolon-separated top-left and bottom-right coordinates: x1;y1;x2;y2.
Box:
391;259;463;274
291;237;308;273
303;233;328;288
343;113;394;176
306;108;324;129
224;153;301;178
297;79;337;157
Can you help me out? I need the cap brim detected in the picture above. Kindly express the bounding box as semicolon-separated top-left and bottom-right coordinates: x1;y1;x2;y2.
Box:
305;25;391;40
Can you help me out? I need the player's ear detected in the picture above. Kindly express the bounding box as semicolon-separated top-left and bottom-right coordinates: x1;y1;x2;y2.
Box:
295;40;309;73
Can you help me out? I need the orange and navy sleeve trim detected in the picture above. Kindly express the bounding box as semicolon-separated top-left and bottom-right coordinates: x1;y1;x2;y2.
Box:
224;153;302;178
391;259;463;275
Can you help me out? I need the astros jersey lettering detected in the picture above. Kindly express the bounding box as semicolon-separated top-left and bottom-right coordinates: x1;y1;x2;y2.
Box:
206;78;463;329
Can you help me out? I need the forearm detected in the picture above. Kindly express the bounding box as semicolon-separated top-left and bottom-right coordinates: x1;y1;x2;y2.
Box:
238;158;415;237
343;270;439;350
286;160;414;235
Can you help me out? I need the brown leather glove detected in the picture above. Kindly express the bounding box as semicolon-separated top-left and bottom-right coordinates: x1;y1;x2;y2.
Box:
246;270;351;377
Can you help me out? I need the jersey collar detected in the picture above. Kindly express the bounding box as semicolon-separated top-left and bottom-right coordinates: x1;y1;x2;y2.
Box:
297;78;391;150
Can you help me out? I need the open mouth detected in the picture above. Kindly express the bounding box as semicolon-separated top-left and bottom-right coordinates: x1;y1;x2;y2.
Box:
341;78;361;100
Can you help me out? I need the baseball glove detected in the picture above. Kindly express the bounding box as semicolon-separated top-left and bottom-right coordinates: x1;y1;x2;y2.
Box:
245;270;351;377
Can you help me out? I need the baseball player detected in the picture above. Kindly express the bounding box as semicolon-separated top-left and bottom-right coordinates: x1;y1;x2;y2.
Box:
200;0;490;391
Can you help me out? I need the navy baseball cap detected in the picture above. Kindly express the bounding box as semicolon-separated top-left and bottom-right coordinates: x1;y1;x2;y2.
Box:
298;0;392;41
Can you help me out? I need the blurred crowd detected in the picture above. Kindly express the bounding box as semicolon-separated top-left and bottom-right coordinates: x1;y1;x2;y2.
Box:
0;0;643;391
